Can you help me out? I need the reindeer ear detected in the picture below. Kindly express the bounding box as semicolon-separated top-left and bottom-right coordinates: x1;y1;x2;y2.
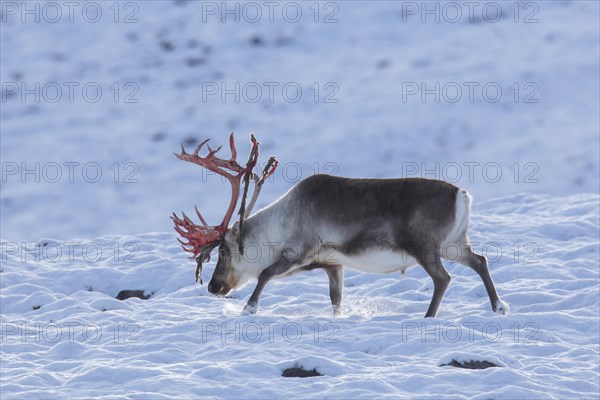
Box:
230;221;241;243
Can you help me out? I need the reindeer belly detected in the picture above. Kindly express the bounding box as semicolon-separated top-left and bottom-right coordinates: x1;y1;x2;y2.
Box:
324;249;418;274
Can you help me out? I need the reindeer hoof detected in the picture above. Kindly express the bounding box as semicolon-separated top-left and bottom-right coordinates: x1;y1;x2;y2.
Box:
494;300;509;315
243;302;258;315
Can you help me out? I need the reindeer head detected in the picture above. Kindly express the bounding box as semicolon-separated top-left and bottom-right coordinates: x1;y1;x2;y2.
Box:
171;133;278;295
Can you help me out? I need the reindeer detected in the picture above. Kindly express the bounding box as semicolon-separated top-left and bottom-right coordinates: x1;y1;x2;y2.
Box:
172;134;508;317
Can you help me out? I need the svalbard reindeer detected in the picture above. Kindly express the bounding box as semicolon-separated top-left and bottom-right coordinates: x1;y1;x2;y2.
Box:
172;134;508;317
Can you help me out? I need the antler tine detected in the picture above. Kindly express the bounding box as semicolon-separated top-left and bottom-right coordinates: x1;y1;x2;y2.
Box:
176;235;197;253
173;144;187;158
182;211;193;225
171;214;193;237
193;139;210;156
170;212;184;225
263;156;279;180
245;156;279;217
229;132;237;161
195;205;208;226
172;222;187;236
176;237;190;247
249;134;259;164
171;209;222;253
206;144;223;158
175;135;246;178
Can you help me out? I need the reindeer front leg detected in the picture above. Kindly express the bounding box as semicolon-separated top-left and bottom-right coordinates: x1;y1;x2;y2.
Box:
325;265;343;316
243;258;295;314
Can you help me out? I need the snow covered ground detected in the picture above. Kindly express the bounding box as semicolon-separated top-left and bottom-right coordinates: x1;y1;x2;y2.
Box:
1;194;599;398
1;0;599;398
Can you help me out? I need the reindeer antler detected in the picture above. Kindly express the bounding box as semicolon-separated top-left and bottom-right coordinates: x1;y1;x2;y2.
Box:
245;156;279;216
171;133;278;283
237;156;279;254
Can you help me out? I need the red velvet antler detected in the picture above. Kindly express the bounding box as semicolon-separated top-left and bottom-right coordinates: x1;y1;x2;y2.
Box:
171;133;277;283
171;133;258;257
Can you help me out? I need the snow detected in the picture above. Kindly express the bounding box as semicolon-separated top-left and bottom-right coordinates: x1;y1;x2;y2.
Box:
1;194;599;398
1;0;599;398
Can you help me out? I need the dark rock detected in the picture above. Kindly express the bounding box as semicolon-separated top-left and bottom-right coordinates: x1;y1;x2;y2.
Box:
441;359;500;370
376;59;390;69
183;136;198;147
282;367;322;378
126;32;138;42
160;40;175;52
250;35;264;46
411;58;431;69
52;53;66;62
152;132;166;142
116;290;150;301
275;36;292;46
185;57;205;67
